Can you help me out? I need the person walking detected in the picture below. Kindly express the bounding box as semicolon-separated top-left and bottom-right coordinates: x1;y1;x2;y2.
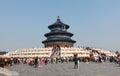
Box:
44;57;48;65
39;58;43;67
118;56;120;67
34;56;38;68
73;56;79;69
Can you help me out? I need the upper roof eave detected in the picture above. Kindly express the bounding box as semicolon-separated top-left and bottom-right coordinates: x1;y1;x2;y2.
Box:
48;16;69;29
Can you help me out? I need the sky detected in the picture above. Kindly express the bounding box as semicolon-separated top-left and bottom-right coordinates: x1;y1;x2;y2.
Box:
0;0;120;52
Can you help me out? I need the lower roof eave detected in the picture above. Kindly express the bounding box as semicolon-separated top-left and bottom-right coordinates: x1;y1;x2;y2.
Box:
42;40;76;43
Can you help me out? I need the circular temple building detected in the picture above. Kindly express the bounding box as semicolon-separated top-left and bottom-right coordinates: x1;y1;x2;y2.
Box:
42;16;76;47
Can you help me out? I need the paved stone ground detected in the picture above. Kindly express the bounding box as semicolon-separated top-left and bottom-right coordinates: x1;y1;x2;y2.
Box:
9;62;120;76
0;67;19;76
0;74;8;76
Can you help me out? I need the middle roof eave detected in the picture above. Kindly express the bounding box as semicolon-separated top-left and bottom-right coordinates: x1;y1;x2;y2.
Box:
44;31;73;37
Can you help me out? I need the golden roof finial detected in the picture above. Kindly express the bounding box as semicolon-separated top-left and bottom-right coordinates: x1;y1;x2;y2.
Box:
57;16;60;19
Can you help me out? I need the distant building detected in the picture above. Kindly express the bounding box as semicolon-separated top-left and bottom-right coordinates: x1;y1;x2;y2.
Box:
0;51;7;55
42;16;76;47
0;51;7;57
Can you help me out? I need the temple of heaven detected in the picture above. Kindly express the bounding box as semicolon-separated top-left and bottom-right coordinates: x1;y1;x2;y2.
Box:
42;16;76;47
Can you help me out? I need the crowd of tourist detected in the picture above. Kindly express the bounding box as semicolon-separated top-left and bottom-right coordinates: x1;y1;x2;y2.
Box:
0;53;120;69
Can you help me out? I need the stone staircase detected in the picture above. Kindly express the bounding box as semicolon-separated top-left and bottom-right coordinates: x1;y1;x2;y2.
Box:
50;47;61;58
